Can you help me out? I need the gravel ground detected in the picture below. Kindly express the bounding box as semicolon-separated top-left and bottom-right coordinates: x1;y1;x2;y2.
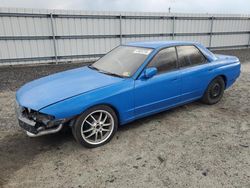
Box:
0;49;250;187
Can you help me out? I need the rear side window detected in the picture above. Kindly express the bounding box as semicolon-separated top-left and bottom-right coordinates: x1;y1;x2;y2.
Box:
147;47;177;74
177;46;207;68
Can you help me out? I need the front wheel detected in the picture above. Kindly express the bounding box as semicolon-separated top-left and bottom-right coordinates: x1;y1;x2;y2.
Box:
72;105;118;148
202;77;225;105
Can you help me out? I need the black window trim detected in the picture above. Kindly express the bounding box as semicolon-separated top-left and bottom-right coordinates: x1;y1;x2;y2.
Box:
175;45;208;70
136;44;208;80
146;46;179;75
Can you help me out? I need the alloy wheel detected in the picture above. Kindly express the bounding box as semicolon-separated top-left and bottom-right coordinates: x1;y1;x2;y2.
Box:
80;110;114;145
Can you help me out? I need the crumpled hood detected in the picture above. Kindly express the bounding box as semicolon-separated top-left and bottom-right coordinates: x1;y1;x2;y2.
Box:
16;66;123;111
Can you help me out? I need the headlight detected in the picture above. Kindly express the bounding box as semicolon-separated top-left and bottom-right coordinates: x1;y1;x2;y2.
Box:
32;112;55;124
33;112;67;128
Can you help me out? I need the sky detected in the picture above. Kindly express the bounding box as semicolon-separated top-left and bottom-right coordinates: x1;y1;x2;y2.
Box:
0;0;250;14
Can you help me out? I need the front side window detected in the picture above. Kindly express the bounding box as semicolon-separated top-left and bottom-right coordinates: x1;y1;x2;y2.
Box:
147;47;177;74
176;45;207;68
90;46;153;77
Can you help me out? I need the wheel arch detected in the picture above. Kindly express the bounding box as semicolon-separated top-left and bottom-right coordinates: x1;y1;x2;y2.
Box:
100;103;120;125
201;74;226;105
202;74;227;97
216;74;227;87
77;103;121;125
207;74;227;88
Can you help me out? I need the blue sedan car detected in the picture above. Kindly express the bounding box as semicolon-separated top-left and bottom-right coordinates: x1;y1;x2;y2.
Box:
16;41;241;147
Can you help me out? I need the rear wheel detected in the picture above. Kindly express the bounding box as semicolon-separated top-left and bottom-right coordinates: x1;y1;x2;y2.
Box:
72;105;118;148
202;77;225;105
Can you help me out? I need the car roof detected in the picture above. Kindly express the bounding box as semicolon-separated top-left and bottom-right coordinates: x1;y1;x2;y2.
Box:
125;40;218;62
126;40;199;49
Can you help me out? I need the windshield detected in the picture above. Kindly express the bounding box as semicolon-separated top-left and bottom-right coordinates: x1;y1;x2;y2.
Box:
90;46;153;77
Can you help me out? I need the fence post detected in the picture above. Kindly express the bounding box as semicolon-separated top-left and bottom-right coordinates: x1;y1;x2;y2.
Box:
119;14;122;44
172;16;175;40
247;31;250;48
248;18;250;47
209;16;214;48
248;33;250;48
50;13;58;64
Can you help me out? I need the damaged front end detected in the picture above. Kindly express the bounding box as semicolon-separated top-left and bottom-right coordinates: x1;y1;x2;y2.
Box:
15;101;70;137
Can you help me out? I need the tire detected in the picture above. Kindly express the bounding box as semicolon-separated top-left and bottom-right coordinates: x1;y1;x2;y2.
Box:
72;105;118;148
202;76;225;105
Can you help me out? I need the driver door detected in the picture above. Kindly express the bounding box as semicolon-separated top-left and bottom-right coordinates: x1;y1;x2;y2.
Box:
134;47;181;118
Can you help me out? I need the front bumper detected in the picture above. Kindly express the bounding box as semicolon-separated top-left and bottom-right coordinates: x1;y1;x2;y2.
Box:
18;115;63;137
16;100;65;137
18;116;37;134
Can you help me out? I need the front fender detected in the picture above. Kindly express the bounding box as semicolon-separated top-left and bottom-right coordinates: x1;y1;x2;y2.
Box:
39;79;135;125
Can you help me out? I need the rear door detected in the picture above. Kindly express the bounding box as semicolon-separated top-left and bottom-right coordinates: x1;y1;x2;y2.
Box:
176;45;213;102
134;47;181;117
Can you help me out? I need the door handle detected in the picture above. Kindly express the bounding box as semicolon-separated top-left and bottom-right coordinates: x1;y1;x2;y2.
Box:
208;68;214;72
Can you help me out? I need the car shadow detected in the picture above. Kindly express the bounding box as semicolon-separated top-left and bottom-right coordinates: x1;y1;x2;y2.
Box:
0;127;75;186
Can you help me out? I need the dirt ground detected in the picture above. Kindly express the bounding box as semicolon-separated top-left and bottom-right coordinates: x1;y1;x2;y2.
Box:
0;49;249;188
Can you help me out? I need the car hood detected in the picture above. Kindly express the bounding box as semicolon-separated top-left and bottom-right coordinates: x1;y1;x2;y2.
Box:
16;66;124;111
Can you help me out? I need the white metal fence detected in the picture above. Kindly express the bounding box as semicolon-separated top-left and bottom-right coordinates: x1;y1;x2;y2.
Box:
0;7;250;65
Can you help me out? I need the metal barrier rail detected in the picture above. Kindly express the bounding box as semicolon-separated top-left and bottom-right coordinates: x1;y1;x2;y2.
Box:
0;10;250;65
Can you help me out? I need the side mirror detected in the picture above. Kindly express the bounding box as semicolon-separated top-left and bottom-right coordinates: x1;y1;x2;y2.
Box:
143;67;157;79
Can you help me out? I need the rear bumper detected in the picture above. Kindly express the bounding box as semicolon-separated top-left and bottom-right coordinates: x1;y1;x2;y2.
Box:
225;62;241;89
